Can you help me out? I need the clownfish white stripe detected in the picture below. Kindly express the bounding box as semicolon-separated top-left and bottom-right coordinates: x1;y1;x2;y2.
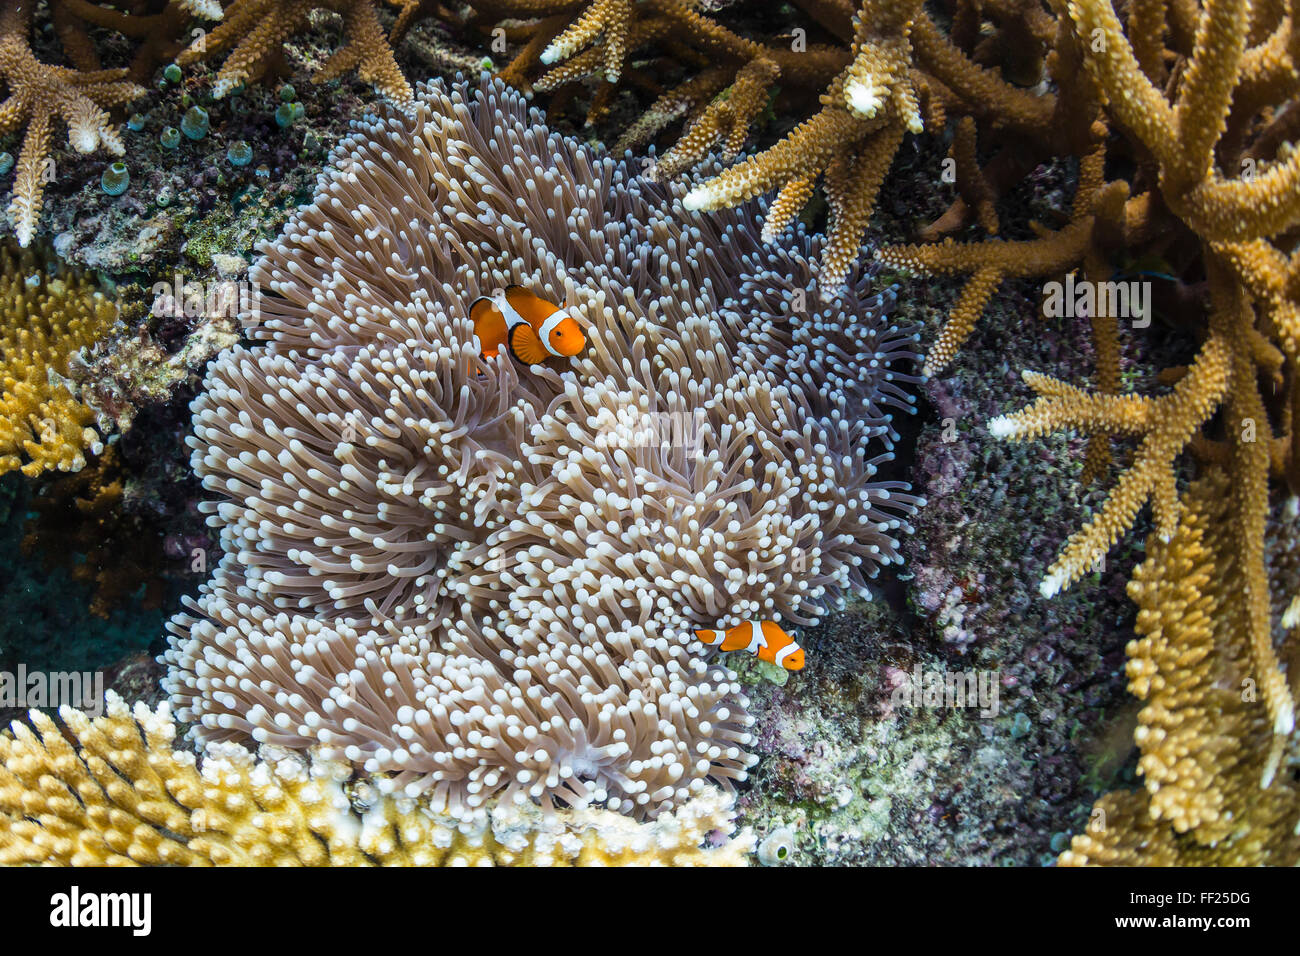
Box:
744;621;765;654
774;643;800;667
538;310;569;356
496;294;528;330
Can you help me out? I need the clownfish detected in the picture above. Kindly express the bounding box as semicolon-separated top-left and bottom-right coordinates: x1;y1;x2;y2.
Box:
694;620;805;671
470;285;586;366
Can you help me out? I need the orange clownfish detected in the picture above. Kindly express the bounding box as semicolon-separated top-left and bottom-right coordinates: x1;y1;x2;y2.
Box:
694;621;806;671
470;285;586;366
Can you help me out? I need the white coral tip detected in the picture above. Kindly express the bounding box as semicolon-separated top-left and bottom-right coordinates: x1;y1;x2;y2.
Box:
181;0;224;18
682;187;712;212
845;79;882;118
987;415;1018;438
1039;570;1066;599
1275;702;1295;738
69;127;99;153
1282;595;1300;630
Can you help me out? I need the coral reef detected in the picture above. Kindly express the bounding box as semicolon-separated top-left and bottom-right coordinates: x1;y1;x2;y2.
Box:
734;208;1140;864
163;76;921;822
0;693;754;865
2;0;1294;870
503;4;1300;816
0;242;117;477
881;0;1300;635
751;0;1300;864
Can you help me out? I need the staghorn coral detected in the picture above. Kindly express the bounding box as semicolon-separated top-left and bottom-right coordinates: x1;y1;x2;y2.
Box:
0;242;117;478
175;0;414;103
0;693;754;865
163;76;922;823
46;0;220;81
873;0;1300;777
0;4;144;247
1061;471;1300;865
675;0;923;297
502;0;1073;297
986;327;1230;599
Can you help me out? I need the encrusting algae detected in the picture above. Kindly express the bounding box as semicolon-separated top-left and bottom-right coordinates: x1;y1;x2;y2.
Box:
0;693;754;866
0;242;117;478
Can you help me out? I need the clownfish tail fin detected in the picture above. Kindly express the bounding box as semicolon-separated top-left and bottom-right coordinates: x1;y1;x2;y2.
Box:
694;629;723;646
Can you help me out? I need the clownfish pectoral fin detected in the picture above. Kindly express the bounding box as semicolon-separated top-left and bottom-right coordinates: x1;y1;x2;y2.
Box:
508;323;550;365
470;296;506;359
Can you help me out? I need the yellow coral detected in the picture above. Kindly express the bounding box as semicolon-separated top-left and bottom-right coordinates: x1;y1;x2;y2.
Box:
541;0;634;82
987;330;1230;597
0;694;756;866
1061;471;1300;865
0;244;117;478
680;0;922;297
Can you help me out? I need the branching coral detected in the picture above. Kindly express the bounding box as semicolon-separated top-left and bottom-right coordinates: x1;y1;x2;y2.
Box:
163;77;921;823
675;0;923;296
47;0;219;81
987;322;1231;599
0;693;755;865
175;0;414;103
496;0;1075;297
0;4;144;247
867;0;1300;760
870;0;1300;863
0;243;118;478
1061;471;1300;865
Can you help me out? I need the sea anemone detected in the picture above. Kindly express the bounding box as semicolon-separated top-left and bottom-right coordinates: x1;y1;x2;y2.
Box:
164;76;922;822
